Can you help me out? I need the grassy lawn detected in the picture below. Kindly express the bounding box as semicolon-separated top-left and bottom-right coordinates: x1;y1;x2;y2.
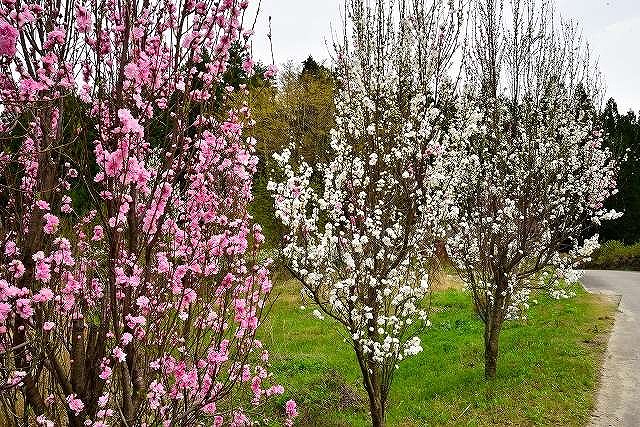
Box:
260;274;617;426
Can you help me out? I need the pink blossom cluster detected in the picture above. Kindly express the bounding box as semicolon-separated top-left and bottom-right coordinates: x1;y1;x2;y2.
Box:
0;0;296;425
0;20;18;57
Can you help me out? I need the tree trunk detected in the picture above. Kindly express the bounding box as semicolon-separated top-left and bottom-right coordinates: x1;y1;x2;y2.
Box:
13;316;47;417
484;305;504;379
355;347;386;427
367;375;385;427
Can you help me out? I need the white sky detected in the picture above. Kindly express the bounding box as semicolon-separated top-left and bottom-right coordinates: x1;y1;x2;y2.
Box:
247;0;640;113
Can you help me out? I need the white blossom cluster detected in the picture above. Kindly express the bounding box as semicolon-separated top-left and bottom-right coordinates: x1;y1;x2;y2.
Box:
446;97;620;319
268;0;462;368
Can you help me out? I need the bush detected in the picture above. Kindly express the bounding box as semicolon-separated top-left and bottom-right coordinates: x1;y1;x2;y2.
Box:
585;240;640;270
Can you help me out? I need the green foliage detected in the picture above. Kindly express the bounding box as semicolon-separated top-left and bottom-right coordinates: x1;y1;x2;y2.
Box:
249;57;335;247
261;278;615;426
250;172;284;248
585;240;640;271
600;99;640;243
0;92;99;216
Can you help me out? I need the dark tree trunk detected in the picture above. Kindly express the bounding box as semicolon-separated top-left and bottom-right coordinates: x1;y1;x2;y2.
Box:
355;347;386;427
483;316;502;378
484;288;506;379
367;373;385;427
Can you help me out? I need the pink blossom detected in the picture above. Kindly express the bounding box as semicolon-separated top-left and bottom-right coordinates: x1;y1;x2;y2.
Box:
16;298;34;319
242;58;254;74
13;8;36;28
264;64;278;79
35;415;54;427
231;412;251;427
49;107;59;130
0;302;11;322
61;195;73;213
8;370;26;386
284;399;298;426
44;394;55;406
0;2;283;422
36;200;50;211
75;6;92;33
66;394;84;416
92;225;104;241
42;213;59;234
266;384;284;397
121;332;133;345
147;380;165;409
285;399;298;418
136;295;150;309
96;30;111;54
43;29;65;49
181;288;197;307
113;347;126;363
241;365;251;382
207;340;230;365
124;62;138;80
251;376;262;399
125;314;145;329
203;402;217;414
118;108;144;137
52;238;74;266
98;394;109;407
10;260;25;278
0;21;18;57
33;287;54;302
4;240;16;256
156;252;171;274
32;250;45;262
99;365;112;380
20;78;46;95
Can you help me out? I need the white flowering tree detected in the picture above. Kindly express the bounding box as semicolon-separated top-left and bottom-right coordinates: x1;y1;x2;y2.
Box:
269;0;463;425
446;0;620;378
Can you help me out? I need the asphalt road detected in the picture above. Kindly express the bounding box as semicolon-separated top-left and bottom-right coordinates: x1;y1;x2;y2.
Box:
582;270;640;427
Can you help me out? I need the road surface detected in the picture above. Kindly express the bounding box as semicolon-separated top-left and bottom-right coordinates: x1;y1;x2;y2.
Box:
582;270;640;427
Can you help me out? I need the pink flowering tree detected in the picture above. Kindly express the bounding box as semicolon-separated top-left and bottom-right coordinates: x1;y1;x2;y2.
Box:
269;1;463;426
0;0;296;425
446;0;620;379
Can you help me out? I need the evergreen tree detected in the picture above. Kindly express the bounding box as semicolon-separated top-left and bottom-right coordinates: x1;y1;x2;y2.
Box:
600;98;640;243
301;55;321;76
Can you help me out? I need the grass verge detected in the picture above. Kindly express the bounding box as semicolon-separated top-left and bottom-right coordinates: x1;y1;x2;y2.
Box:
260;275;616;426
584;240;640;271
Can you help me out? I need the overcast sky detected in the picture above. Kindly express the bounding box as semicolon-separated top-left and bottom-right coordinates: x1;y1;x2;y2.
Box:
247;0;640;113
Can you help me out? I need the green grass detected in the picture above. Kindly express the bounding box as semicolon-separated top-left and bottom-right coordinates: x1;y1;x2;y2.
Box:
260;276;616;426
585;240;640;271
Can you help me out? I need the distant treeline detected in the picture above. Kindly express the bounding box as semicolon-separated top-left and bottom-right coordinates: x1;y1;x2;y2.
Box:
600;99;640;244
